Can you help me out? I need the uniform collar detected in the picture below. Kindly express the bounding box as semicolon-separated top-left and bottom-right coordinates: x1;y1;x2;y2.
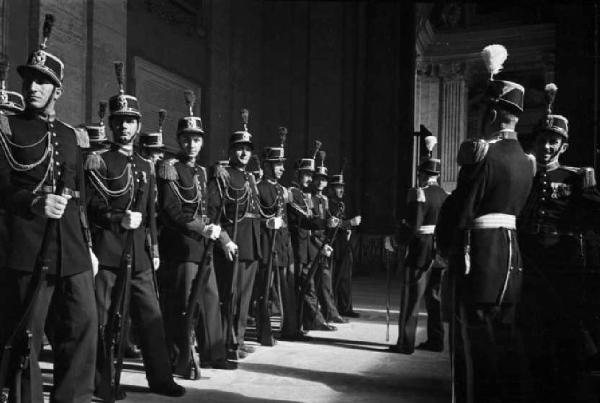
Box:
490;129;518;140
538;160;560;172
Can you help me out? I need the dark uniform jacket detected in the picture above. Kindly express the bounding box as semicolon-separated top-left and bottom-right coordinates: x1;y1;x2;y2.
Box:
257;179;293;267
0;112;92;276
207;166;261;262
157;158;209;264
518;164;600;268
400;184;448;269
436;137;533;304
287;184;327;265
87;147;157;270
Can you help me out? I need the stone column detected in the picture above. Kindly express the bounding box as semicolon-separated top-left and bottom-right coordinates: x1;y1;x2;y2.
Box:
438;62;467;192
414;61;441;185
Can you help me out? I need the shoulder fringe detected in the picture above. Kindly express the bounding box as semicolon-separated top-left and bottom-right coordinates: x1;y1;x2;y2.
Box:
70;125;90;149
457;139;489;165
407;187;426;203
84;151;106;172
580;167;597;188
526;153;537;177
157;158;178;180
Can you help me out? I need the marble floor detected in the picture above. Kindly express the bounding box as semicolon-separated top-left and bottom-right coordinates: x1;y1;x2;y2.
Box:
42;271;451;402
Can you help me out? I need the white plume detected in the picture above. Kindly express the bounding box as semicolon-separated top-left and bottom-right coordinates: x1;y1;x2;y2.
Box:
481;44;508;79
424;136;437;152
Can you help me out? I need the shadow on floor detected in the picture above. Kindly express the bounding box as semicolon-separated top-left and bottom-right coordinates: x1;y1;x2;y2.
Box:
240;362;449;397
90;386;303;403
299;336;393;353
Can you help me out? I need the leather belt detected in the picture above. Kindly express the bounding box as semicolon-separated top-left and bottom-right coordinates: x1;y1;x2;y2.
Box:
416;225;435;235
42;185;80;199
469;213;516;230
521;223;582;238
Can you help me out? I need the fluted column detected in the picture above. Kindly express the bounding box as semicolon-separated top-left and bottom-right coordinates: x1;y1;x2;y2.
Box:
438;62;467;192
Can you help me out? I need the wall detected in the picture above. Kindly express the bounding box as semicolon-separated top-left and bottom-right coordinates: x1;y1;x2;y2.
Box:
208;0;417;235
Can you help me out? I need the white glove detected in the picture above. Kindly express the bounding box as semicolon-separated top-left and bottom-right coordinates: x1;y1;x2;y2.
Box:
266;216;283;230
350;215;362;226
384;236;395;252
32;194;72;219
153;257;160;271
121;210;142;230
90;248;99;277
202;224;222;240
327;217;340;228
321;244;333;257
223;241;239;261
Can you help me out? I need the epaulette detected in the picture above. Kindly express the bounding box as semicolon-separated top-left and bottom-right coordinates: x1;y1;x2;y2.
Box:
407;187;426;203
0;114;12;138
157;158;178;181
84;150;106;173
457;139;489;165
526;153;537;177
65;122;90;149
214;163;230;184
561;165;597;189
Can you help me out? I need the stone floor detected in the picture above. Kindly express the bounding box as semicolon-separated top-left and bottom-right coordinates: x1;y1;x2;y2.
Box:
43;272;451;402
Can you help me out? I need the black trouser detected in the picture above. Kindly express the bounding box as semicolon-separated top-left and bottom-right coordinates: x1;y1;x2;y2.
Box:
333;244;354;314
214;257;258;350
518;259;598;402
396;264;431;352
452;300;525;403
316;259;340;321
298;261;328;329
0;268;97;403
160;261;225;366
424;266;444;346
279;264;300;337
94;264;172;388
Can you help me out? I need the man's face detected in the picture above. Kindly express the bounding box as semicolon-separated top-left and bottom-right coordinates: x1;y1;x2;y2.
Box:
272;162;285;180
21;70;61;110
110;115;141;144
314;176;327;191
150;151;164;164
230;144;252;167
178;134;203;159
333;184;344;199
534;131;568;165
299;172;312;188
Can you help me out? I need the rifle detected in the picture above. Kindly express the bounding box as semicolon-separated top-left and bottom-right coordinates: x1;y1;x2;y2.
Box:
0;165;68;403
174;204;223;379
297;208;344;331
96;171;147;402
385;244;392;342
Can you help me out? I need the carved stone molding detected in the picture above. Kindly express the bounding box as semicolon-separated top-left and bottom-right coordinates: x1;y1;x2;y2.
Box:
438;61;466;80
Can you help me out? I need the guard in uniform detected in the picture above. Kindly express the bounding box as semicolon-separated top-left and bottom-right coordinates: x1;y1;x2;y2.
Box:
328;169;362;318
157;90;235;371
287;142;339;331
0;15;98;403
0;57;24;271
518;83;600;402
208;109;262;360
436;45;533;403
312;153;347;324
386;157;447;354
86;62;184;398
254;128;295;344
